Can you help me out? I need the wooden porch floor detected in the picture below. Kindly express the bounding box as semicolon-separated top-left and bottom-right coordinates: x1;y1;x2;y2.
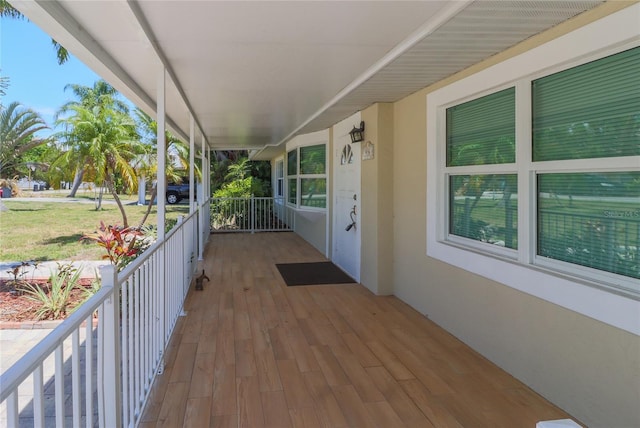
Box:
140;232;572;427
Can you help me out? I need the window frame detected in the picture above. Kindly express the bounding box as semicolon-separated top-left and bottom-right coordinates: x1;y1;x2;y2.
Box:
426;5;640;335
273;156;285;198
285;140;328;211
444;85;519;257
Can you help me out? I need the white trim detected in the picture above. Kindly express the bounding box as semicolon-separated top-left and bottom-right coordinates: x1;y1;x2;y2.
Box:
332;112;362;283
427;5;640;336
285;129;329;212
274;157;284;200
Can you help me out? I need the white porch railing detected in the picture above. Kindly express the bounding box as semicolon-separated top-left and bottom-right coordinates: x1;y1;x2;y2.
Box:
210;196;294;232
0;201;208;428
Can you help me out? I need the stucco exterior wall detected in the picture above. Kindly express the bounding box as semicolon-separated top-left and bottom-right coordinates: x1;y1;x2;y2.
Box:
293;211;327;255
391;2;640;427
361;103;394;295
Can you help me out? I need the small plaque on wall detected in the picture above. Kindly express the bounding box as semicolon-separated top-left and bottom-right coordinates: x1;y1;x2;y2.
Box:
362;141;374;160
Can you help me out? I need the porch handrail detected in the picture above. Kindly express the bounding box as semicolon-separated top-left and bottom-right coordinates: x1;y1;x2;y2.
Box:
0;285;112;403
210;196;294;233
0;206;201;427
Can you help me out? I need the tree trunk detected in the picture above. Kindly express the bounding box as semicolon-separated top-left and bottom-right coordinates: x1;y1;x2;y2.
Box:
105;179;129;228
95;184;104;211
67;166;85;197
138;186;157;229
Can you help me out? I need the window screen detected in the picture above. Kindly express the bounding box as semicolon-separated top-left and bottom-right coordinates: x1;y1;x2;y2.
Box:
449;174;518;249
288;179;297;205
287;150;297;175
537;172;639;279
532;47;640;161
446;88;516;166
300;178;326;208
300;144;326;174
275;160;284;197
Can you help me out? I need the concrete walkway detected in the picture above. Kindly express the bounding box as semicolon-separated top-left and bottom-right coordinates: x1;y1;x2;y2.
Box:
0;329;52;375
0;260;108;281
2;196;138;205
0;327;98;427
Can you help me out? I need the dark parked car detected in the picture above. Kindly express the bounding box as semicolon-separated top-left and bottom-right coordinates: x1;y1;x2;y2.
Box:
166;182;193;204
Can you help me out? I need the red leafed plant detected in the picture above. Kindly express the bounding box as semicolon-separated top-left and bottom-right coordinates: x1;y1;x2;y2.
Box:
82;221;143;270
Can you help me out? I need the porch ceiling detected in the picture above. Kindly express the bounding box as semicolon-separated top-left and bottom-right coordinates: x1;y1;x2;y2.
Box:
13;1;603;155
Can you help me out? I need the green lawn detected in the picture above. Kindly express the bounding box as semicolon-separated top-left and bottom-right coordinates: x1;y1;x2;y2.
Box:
0;200;191;262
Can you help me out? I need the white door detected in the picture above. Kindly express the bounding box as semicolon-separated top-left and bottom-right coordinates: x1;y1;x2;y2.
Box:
332;114;361;282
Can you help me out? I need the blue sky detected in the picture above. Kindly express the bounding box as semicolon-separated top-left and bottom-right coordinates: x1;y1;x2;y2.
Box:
1;17;102;136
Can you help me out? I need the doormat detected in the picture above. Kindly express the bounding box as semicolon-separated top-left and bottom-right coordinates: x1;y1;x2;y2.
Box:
276;262;356;286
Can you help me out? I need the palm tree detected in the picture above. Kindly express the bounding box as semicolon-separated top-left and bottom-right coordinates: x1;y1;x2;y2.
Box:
59;81;129;115
225;157;250;181
56;104;144;226
54;80;129;196
0;101;48;176
1;0;69;64
133;108;201;227
0;70;8;102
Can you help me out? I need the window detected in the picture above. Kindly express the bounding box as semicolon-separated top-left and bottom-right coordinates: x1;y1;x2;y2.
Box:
532;47;639;162
532;47;640;281
287;150;297;204
427;6;640;334
275;159;284;198
441;47;639;287
537;172;639;279
446;88;518;250
286;144;327;209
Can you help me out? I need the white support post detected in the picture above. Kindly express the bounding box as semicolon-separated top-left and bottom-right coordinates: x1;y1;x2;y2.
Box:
157;67;167;241
201;135;205;204
204;149;209;201
156;66;167;376
189;116;195;214
100;265;122;428
205;150;211;244
189;115;194;214
177;216;188;317
198;135;206;261
251;195;256;234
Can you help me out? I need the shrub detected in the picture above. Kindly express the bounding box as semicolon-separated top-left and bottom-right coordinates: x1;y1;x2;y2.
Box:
82;221;143;271
22;263;82;320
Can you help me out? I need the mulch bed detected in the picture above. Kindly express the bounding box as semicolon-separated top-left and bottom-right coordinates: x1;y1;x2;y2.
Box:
0;279;94;323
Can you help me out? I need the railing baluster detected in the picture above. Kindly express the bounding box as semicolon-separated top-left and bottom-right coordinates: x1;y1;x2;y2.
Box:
33;364;45;427
72;329;81;427
97;301;105;427
121;274;130;425
85;318;93;428
209;196;294;233
6;390;18;428
135;270;142;415
143;263;150;394
55;345;64;427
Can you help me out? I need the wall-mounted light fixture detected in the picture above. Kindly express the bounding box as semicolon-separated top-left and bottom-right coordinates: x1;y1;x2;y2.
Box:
349;121;365;143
